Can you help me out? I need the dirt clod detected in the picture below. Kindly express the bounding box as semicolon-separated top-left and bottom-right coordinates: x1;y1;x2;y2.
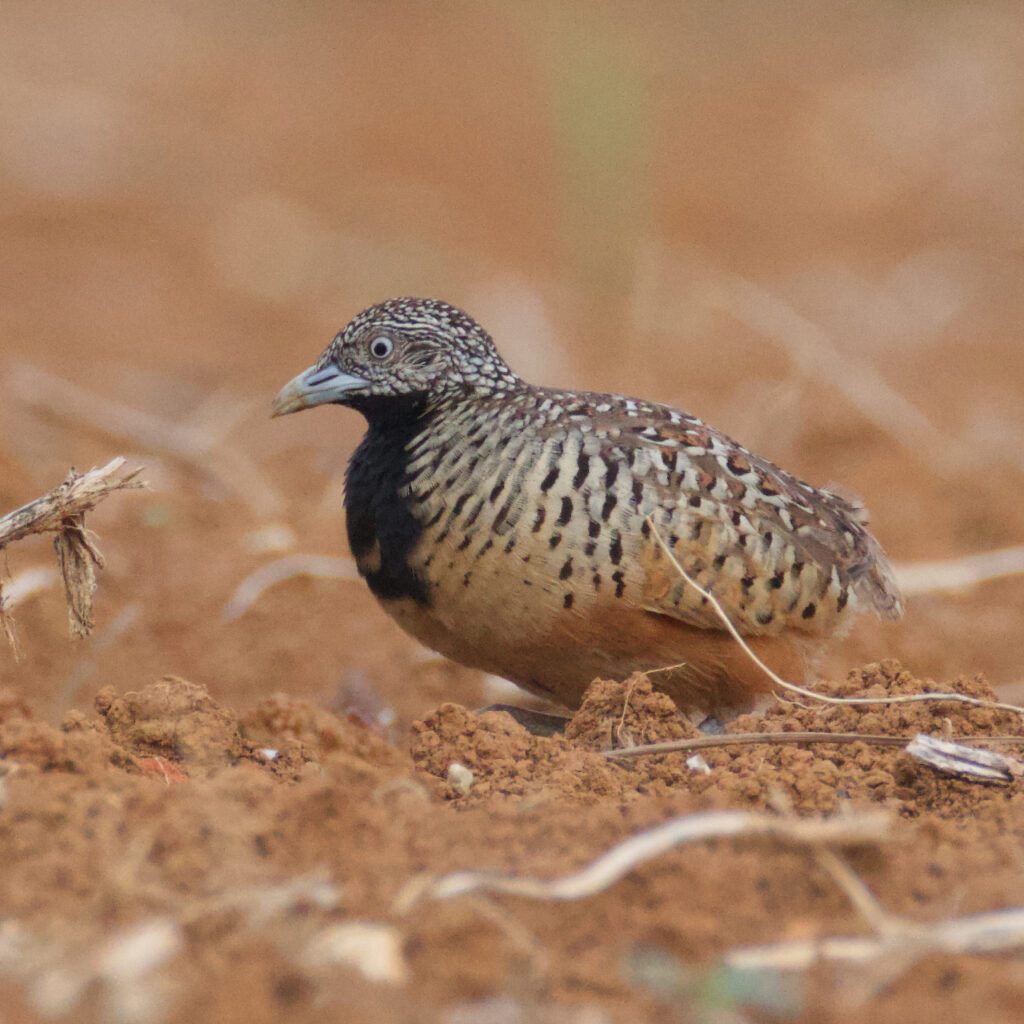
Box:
96;676;244;773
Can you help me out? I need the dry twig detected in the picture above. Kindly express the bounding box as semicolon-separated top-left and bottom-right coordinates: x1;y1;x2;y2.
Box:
894;544;1024;596
604;729;1024;761
221;555;360;621
724;904;1024;1004
395;808;892;910
0;457;145;650
630;243;970;478
10;364;282;518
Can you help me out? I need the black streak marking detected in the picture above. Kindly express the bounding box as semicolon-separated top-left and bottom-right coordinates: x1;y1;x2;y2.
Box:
573;452;590;489
450;493;469;519
609;531;623;565
601;493;617;521
559;558;573;580
563;593;574;609
532;507;546;533
612;570;626;598
557;496;573;526
540;466;560;492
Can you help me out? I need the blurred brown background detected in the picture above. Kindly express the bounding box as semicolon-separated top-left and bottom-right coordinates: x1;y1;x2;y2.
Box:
3;0;1024;725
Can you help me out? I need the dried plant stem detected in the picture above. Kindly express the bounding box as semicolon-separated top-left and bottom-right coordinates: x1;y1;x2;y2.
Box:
604;729;1024;761
397;808;892;908
646;517;1024;719
11;364;282;518
606;730;901;760
814;848;893;935
0;457;145;650
221;555;360;621
894;544;1024;596
725;905;1024;975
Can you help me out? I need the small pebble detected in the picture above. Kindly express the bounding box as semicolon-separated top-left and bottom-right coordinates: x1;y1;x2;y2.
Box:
446;762;474;795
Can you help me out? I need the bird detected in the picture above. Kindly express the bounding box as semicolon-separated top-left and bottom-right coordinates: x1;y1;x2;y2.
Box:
272;297;903;718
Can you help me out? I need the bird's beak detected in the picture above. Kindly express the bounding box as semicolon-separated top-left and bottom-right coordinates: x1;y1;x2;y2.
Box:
271;363;371;417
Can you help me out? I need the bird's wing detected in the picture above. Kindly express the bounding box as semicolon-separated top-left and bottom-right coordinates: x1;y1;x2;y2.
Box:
576;399;903;636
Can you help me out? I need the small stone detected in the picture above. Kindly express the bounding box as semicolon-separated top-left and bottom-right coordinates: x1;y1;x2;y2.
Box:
446;762;474;795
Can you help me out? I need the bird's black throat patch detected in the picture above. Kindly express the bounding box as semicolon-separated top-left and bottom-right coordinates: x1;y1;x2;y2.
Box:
344;396;431;606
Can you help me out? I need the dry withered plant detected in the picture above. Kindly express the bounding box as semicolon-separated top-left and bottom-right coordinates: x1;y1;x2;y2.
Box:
0;456;144;654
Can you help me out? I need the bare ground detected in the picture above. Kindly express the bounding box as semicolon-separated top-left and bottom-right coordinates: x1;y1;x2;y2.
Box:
3;2;1024;1021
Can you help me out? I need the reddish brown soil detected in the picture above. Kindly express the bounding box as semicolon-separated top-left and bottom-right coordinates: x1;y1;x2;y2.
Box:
2;668;1024;1023
3;2;1024;1021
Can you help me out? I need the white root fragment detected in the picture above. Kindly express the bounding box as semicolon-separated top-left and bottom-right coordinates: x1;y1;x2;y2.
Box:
221;554;360;620
726;906;1024;972
894;544;1024;596
397;809;892;908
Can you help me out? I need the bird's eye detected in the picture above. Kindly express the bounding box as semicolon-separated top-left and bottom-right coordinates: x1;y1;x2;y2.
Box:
369;336;393;360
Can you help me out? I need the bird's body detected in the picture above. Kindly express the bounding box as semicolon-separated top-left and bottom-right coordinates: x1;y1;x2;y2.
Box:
274;298;902;716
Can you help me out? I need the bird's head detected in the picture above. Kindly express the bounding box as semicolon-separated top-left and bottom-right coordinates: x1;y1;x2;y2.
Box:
272;297;519;423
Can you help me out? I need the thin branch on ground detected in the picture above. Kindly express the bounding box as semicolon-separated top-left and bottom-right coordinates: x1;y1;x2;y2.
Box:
814;848;894;936
646;518;1024;719
715;264;974;479
10;364;283;518
604;729;1024;761
221;554;360;621
724;905;1024;981
894;544;1024;596
0;457;145;651
394;808;892;910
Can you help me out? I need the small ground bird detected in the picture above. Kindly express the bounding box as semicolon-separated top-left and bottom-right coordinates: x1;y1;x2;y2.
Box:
273;298;902;716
